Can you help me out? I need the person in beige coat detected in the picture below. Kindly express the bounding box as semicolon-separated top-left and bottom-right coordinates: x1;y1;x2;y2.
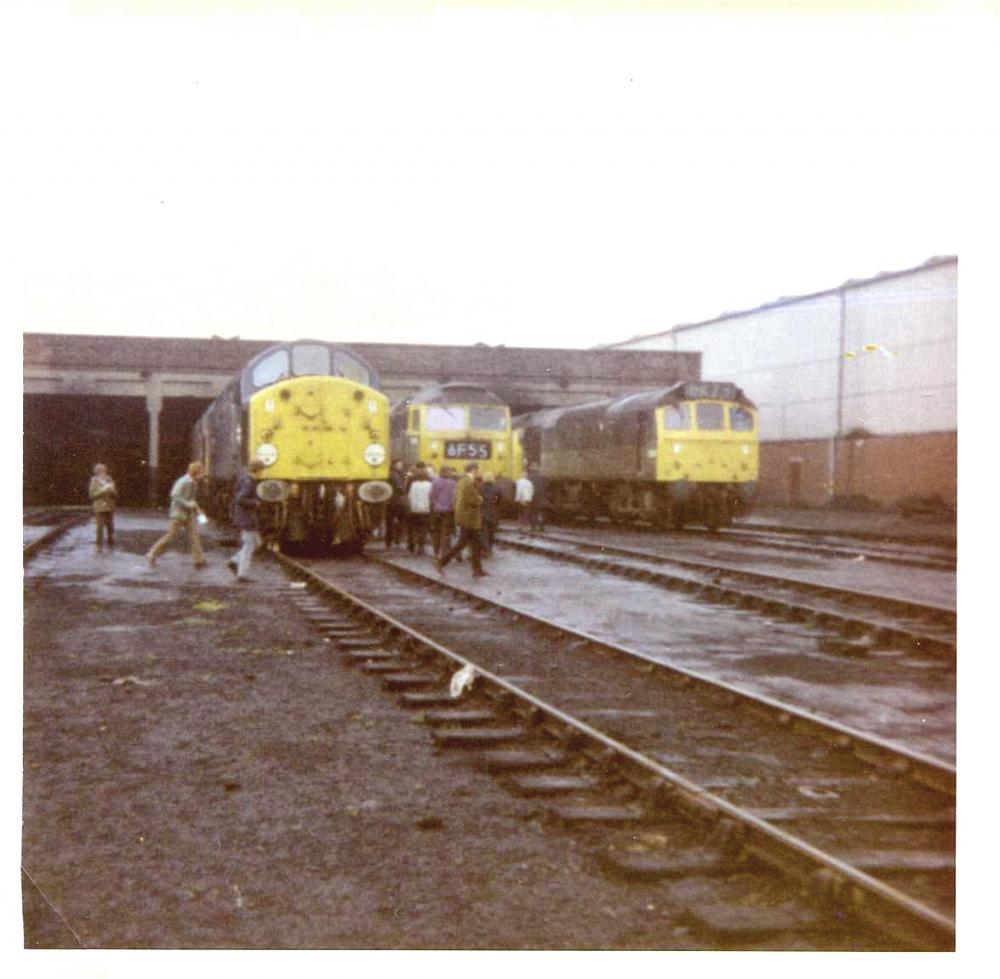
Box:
88;463;118;552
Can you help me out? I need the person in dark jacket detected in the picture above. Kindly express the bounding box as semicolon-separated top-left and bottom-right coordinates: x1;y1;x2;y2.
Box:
479;471;500;557
527;464;547;536
430;464;458;560
436;463;487;577
384;460;408;549
227;459;266;582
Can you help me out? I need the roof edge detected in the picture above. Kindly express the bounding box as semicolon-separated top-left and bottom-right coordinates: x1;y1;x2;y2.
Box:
599;254;957;348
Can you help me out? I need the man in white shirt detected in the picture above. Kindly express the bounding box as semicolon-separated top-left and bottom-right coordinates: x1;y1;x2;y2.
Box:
406;465;433;555
514;471;534;535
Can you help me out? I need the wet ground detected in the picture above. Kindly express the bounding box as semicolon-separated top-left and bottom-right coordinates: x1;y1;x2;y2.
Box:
380;545;955;765
21;514;716;951
543;526;956;611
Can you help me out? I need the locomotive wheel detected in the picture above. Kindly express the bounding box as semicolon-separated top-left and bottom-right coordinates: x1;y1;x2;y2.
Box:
671;504;686;530
704;498;721;532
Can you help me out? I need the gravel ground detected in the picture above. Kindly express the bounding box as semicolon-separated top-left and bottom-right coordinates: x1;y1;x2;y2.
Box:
22;516;709;951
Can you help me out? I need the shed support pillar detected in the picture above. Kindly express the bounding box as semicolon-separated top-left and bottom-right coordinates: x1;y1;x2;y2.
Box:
145;377;163;507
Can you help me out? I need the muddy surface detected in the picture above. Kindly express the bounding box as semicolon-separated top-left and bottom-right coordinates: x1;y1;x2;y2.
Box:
22;515;715;950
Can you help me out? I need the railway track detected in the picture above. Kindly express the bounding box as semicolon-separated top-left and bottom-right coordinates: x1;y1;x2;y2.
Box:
499;531;956;659
718;526;955;572
23;509;90;564
275;550;955;951
540;519;956;571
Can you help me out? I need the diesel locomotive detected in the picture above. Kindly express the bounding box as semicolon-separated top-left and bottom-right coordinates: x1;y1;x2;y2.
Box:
389;383;513;478
192;339;392;551
513;380;758;530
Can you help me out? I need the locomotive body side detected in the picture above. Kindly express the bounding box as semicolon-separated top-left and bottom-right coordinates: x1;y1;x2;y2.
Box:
193;340;391;551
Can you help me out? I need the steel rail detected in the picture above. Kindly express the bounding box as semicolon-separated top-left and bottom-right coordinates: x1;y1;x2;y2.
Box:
23;513;90;565
369;554;955;795
501;532;956;656
716;527;956;572
274;551;955;950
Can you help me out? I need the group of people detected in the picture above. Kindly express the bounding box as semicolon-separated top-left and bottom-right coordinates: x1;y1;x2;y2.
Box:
87;459;266;582
88;455;548;581
382;459;546;577
144;459;265;581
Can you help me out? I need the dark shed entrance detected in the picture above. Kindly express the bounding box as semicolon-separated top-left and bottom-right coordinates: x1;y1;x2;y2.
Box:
23;395;149;507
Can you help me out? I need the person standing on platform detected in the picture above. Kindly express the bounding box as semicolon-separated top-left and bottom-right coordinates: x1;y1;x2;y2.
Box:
528;463;547;536
436;463;487;578
227;459;266;582
514;469;534;535
146;461;207;569
406;465;433;555
89;463;118;552
430;464;458;560
384;460;408;549
480;471;500;557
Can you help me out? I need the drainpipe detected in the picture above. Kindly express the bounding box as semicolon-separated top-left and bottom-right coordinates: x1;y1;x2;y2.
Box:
830;288;846;503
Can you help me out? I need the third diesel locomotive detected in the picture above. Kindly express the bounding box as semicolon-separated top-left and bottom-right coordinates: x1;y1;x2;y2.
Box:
513;380;758;530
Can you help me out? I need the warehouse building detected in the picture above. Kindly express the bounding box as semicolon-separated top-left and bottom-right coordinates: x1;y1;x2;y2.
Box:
604;256;957;508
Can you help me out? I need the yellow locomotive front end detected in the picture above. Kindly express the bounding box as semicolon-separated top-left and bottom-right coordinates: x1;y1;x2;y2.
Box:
189;340;392;552
413;403;511;478
391;384;513;479
248;376;389;485
655;383;758;529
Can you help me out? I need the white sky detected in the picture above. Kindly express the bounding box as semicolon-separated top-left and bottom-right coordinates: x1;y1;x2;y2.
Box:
10;1;995;350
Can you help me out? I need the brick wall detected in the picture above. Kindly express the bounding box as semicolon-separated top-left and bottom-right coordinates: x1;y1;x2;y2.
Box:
760;432;956;507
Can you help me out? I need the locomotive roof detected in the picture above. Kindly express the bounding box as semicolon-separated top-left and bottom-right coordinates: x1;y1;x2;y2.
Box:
392;382;507;412
241;339;382;389
514;381;755;430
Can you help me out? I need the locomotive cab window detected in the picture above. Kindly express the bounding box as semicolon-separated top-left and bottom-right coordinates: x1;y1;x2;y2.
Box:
469;406;507;431
662;404;691;430
290;344;331;377
425;406;466;432
333;351;372;387
730;405;755;431
251;349;290;388
695;402;725;431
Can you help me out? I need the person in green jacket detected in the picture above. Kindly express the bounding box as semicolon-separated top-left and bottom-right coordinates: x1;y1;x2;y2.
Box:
146;461;207;568
436;462;487;577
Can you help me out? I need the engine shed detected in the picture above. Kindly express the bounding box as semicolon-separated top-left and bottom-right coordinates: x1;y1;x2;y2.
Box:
23;334;699;506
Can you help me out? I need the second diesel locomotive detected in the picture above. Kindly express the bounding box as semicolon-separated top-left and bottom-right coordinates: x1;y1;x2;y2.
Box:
389;382;513;478
192;339;392;551
514;380;758;530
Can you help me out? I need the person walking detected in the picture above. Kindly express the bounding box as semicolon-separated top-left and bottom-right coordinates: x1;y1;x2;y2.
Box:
88;463;118;552
436;462;487;577
480;471;500;557
227;459;266;582
406;466;433;555
384;459;408;549
430;464;458;560
146;461;207;569
514;469;534;535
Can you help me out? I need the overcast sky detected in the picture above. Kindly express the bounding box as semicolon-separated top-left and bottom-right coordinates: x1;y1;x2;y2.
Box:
11;1;994;350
